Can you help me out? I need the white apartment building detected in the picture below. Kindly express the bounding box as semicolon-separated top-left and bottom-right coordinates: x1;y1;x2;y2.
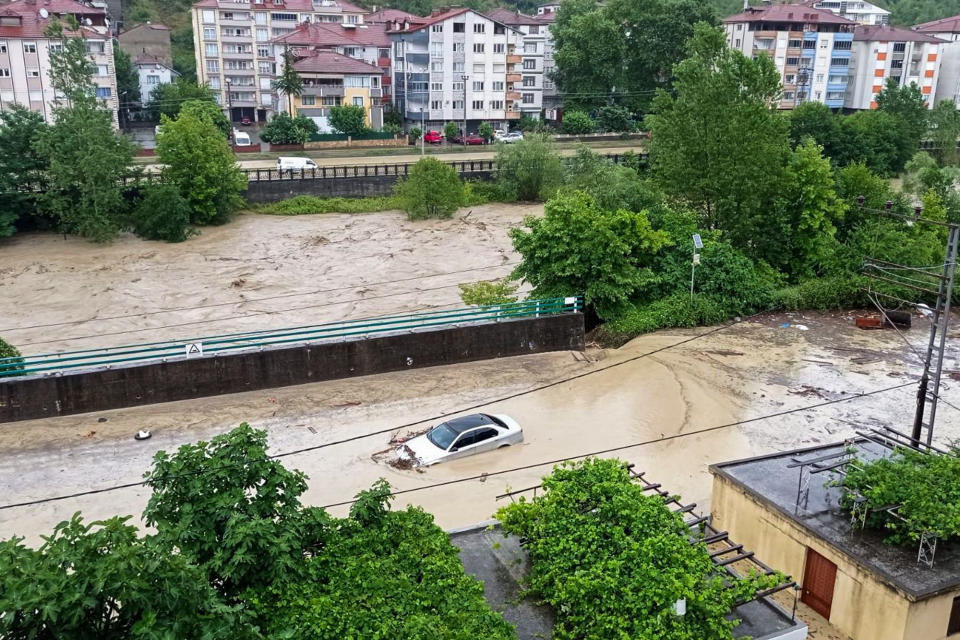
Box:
0;0;118;125
190;0;366;122
724;4;857;109
806;0;890;25
914;15;960;104
485;8;547;118
388;8;524;132
133;53;176;104
846;24;943;109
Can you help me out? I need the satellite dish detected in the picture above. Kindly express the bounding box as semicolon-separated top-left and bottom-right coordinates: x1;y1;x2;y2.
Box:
84;17;93;25
38;7;49;17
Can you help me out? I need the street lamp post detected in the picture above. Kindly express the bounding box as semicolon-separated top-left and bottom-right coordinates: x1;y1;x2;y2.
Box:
225;78;233;124
420;106;425;156
461;74;468;147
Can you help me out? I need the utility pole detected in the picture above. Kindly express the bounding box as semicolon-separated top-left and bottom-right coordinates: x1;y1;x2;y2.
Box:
796;66;811;105
420;106;424;155
401;38;407;126
461;74;468;147
225;78;233;124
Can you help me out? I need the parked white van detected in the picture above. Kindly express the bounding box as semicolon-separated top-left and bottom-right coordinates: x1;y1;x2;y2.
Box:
233;130;252;146
277;157;319;171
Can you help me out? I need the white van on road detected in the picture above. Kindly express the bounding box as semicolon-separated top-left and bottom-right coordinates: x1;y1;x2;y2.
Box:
277;157;319;172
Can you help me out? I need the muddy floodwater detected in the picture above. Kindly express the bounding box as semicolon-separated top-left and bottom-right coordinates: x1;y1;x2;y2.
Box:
0;204;538;354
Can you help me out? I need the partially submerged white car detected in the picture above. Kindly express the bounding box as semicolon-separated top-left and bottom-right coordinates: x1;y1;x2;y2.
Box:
397;413;523;467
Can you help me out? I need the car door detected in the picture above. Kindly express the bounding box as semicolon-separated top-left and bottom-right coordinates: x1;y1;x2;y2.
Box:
449;427;500;460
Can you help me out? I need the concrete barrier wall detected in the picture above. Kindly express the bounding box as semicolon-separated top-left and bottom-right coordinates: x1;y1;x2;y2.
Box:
0;314;584;423
243;170;493;203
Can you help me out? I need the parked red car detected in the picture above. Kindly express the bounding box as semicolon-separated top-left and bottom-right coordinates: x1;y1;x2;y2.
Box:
423;130;444;144
455;133;486;145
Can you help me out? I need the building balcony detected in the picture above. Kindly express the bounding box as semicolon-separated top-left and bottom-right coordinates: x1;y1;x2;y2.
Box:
221;33;253;42
506;73;521;83
219;17;251;26
378;57;390;67
506;54;522;64
223;68;256;74
370;88;382;98
301;86;344;97
506;91;521;100
504;110;520;119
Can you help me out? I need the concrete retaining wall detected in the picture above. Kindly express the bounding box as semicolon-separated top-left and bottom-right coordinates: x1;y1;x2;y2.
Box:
0;314;584;423
243;170;493;203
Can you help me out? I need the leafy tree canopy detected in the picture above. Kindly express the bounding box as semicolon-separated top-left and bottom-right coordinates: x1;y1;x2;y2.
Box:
0;105;49;236
494;133;564;201
114;47;140;106
260;113;318;145
394;156;465;219
146;79;218;121
560;110;595;134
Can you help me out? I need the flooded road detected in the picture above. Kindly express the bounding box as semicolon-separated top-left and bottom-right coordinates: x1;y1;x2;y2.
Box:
1;311;955;545
0;204;537;355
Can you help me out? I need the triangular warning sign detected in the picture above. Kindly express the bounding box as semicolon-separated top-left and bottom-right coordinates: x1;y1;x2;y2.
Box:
187;344;201;354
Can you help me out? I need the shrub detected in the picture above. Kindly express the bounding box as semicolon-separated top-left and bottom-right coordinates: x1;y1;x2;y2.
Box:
560;110;595;134
408;126;422;141
771;274;868;311
254;195;403;215
563;147;660;213
478;121;494;142
463;180;515;206
0;337;24;376
260;113;318;145
458;280;518;306
597;294;731;345
329;105;367;136
394;157;465;219
179;100;230;138
495;134;564;202
596;105;634;132
444;120;459;141
517;115;539;132
131;185;194;242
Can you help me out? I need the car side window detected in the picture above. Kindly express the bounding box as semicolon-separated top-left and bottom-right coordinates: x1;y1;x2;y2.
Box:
472;428;498;444
453;432;475;449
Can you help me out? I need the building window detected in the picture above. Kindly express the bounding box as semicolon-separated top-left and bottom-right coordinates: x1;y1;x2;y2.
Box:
492;81;504;90
493;43;504;54
802;40;816;49
272;12;297;20
205;43;218;56
786;57;799;66
347;14;359;23
473;43;484;53
0;68;9;77
453;22;465;33
891;59;903;69
258;61;272;73
431;81;442;90
23;42;37;53
0;42;6;53
301;95;315;105
431;60;443;71
431;42;443;57
202;9;216;23
431;99;441;109
522;93;534;103
947;596;960;635
529;25;539;34
490;99;503;109
258;45;271;57
255;12;267;24
431;24;442;32
96;64;109;76
473;63;484;73
453;81;464;91
203;27;216;39
257;28;269;41
494;23;504;34
96;87;112;98
828;75;846;84
788;39;802;48
834;40;852;50
472;99;483;109
522;75;535;86
208;76;220;89
785;74;796;84
343;47;358;57
523;58;535;69
782;91;795;100
524;42;537;53
734;38;741;48
26;68;39;77
893;42;906;52
473;23;485;33
207;60;220;72
453;42;463;53
453;62;464;72
453;99;464;109
472;80;484;90
830;57;849;66
493;63;505;72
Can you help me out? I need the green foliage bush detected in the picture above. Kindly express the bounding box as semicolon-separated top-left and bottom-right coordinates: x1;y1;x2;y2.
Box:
0;337;23;375
0;105;49;237
329;105;368;136
444;120;459;141
495;133;564;202
131;185;194;242
496;459;783;640
563;147;661;213
146;79;218;121
260;113;318;145
597;293;731;345
255;194;403;215
596;105;634;132
394;156;465;219
560;110;595;134
478;121;494;142
458;279;519;306
463;179;515;205
179;99;230;138
840;446;960;545
771;274;868;311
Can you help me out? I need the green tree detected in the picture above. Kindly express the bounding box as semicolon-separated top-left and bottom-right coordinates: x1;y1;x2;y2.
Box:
902;152;960;221
552;0;716;112
145;78;217;120
113;46;140;107
180;98;230;137
517;114;540;132
478;120;494;142
563;146;663;213
560;110;595;134
928;99;960;165
408;125;422;141
0;337;23;376
876;77;929;148
260;112;318;145
834;162;894;236
394;156;465;219
444;120;460;140
510;191;671;318
329;104;367;136
495;133;564;201
646;23;789;247
157;106;247;225
833;109;907;176
0;514;256;639
0;105;49;236
383;103;403;129
131;184;194;242
458;279;518;305
596;104;635;132
788;101;840;152
273;47;303;116
143;424;326;600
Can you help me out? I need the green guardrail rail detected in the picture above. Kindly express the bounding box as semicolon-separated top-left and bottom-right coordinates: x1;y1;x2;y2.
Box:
0;296;582;379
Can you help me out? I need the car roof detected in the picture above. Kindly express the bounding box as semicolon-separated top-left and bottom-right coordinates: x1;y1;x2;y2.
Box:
441;413;496;434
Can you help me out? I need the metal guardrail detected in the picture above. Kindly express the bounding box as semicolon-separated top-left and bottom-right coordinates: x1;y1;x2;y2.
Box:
0;296;583;379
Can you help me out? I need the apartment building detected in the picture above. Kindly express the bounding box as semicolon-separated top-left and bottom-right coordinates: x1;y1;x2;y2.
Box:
363;7;420;24
846;25;942;109
287;50;382;129
805;0;890;25
0;0;118;125
484;8;558;119
536;2;559;18
724;4;857;109
132;53;176;104
271;20;391;104
118;22;171;66
914;15;960;104
389;8;524;132
190;0;366;123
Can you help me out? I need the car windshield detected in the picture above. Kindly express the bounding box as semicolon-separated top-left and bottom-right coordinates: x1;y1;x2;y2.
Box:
426;422;458;450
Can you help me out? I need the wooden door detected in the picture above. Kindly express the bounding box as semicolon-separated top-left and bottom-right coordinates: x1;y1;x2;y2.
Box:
801;547;838;620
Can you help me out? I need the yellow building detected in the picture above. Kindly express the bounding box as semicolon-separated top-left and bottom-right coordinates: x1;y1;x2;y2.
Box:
289;51;383;130
710;440;960;640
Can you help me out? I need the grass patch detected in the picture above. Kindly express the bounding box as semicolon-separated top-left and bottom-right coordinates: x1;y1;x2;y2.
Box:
253;195;403;215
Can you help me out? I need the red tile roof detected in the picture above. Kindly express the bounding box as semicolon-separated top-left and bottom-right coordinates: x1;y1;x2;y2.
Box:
291;49;383;74
271;21;390;47
388;7;469;33
0;0;103;38
364;7;422;23
191;0;364;12
2;0;104;15
723;3;855;25
484;8;543;26
854;24;944;43
915;14;960;33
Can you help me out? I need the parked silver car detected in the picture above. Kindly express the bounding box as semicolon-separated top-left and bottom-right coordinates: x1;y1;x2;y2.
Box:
499;131;524;144
397;413;523;466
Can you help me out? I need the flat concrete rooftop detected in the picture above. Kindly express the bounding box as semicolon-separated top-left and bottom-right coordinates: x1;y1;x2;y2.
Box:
450;522;806;640
710;440;960;600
